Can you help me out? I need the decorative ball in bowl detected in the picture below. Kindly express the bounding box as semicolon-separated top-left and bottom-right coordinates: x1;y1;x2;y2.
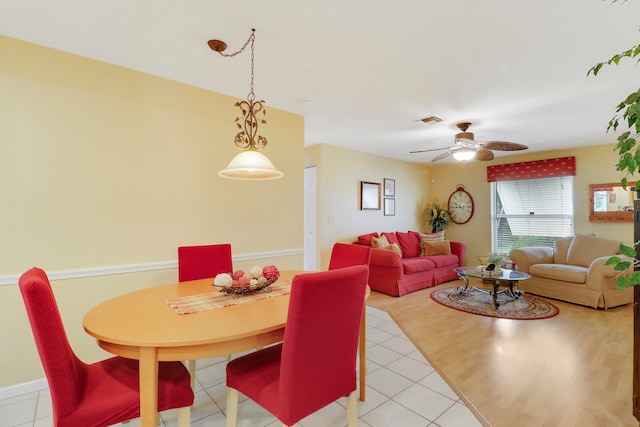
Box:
213;265;280;296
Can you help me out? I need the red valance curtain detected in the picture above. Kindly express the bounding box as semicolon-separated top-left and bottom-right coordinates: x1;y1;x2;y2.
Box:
486;156;576;182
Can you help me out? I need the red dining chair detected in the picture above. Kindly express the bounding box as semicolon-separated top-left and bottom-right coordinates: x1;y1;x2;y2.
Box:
328;241;371;401
178;243;234;384
18;267;194;427
328;242;371;272
225;265;369;427
177;243;233;282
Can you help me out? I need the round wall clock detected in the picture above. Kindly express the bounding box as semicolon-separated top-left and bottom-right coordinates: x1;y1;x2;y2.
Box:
447;185;474;224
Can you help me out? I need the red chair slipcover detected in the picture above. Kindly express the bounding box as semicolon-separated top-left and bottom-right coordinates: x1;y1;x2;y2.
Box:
19;267;194;427
328;241;372;402
328;242;372;272
225;265;368;427
178;243;234;384
178;243;233;282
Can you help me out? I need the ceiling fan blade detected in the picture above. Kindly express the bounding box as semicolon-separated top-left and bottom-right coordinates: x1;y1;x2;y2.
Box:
410;146;454;154
430;151;453;162
476;149;495;161
483;141;528;151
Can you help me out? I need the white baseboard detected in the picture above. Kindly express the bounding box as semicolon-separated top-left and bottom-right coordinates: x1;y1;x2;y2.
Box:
0;378;48;400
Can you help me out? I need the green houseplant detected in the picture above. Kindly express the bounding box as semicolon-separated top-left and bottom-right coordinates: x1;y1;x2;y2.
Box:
588;16;640;288
425;200;450;233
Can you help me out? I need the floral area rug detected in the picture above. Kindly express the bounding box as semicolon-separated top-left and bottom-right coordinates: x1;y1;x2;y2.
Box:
430;286;559;320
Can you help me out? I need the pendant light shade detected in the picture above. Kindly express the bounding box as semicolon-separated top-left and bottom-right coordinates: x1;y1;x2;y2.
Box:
218;150;284;180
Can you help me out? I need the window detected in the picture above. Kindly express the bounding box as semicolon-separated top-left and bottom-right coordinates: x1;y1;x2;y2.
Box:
491;176;574;254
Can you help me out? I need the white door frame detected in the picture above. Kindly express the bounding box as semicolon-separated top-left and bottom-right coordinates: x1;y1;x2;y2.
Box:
303;166;318;271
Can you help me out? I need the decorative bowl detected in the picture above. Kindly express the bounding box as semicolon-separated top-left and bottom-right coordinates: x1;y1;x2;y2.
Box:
214;274;280;297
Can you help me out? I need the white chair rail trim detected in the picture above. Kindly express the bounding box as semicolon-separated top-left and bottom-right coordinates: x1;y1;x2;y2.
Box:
0;248;303;286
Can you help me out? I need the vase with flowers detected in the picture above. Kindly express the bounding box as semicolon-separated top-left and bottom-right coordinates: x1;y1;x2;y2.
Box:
425;200;451;232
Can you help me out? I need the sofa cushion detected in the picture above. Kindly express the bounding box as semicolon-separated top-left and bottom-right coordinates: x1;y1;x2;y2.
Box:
409;231;424;257
389;242;403;257
423;240;452;256
419;231;444;241
358;232;378;246
371;236;403;257
553;234;595;264
566;234;621;268
402;257;436;274
371;235;390;249
424;254;459;268
418;231;444;255
553;236;573;264
529;264;588;283
382;232;399;245
397;231;421;258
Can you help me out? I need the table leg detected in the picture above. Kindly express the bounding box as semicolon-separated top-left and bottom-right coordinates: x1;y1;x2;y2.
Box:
139;347;159;427
359;305;366;401
492;282;500;308
507;281;522;298
457;274;471;293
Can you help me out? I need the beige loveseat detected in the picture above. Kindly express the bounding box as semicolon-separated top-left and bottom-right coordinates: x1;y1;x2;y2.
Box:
509;234;633;309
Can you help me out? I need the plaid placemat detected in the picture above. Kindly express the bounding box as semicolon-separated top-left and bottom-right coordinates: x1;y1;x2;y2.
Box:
166;280;292;315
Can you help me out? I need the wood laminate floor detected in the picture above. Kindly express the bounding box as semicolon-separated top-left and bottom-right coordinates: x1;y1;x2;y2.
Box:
367;281;637;427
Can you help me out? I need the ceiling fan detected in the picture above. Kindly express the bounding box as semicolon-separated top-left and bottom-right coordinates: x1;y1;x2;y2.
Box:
410;122;528;162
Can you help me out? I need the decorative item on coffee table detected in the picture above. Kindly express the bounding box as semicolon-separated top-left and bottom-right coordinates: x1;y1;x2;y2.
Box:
213;265;280;296
478;252;505;276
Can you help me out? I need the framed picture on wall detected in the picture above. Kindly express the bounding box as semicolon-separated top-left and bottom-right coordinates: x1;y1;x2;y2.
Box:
360;181;381;210
384;198;395;216
384;178;395;197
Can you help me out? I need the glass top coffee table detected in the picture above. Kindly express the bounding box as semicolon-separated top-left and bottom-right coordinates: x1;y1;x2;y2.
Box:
453;267;531;308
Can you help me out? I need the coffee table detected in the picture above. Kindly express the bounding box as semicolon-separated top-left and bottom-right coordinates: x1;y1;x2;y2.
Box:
454;267;531;308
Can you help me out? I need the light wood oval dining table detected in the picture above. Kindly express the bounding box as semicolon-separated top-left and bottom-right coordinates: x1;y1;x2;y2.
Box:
83;270;369;427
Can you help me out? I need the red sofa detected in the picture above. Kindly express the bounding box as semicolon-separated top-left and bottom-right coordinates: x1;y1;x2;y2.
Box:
354;231;466;297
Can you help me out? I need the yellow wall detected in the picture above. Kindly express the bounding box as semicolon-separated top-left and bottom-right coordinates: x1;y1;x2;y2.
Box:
305;144;631;275
0;36;304;388
429;145;634;265
1;34;632;392
306;144;432;269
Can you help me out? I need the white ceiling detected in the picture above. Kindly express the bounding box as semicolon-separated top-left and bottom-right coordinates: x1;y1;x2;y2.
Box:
2;0;639;164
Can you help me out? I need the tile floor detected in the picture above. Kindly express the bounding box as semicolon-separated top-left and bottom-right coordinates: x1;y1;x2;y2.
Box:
0;307;483;427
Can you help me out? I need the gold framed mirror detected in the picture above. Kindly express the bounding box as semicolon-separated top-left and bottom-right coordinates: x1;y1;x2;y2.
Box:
589;182;637;222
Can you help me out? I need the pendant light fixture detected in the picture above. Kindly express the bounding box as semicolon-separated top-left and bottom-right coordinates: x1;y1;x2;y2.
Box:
209;29;283;180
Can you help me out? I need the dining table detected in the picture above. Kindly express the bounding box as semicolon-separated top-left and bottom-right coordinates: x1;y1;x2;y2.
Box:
83;270;369;427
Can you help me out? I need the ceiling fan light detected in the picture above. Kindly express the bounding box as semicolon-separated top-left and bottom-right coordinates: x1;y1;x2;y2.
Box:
452;149;477;161
455;131;475;142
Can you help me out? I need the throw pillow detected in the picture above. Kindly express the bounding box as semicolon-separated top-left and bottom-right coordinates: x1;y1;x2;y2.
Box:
357;232;379;246
423;240;452;256
566;234;621;268
396;231;421;258
382;232;399;245
419;231;445;256
371;235;390;249
388;242;403;257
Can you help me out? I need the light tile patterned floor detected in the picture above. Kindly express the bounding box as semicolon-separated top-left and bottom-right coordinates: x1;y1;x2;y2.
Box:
0;307;483;427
